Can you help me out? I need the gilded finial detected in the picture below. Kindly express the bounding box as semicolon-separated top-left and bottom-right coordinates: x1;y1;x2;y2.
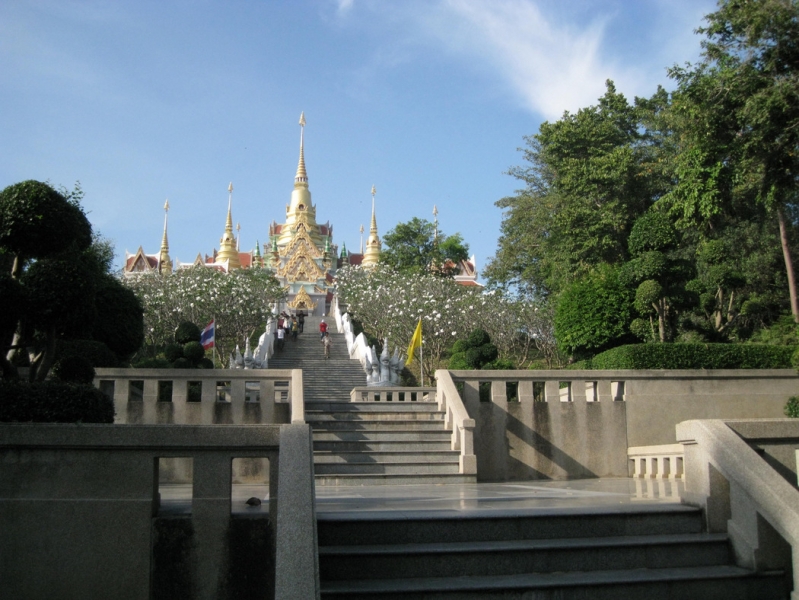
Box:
295;112;308;185
164;199;170;212
371;184;376;197
228;182;233;193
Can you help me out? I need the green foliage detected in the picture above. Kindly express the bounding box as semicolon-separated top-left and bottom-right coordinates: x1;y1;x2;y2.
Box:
589;343;794;370
182;341;205;363
52;355;96;384
132;357;171;369
448;329;498;370
172;357;192;369
91;275;144;361
485;82;669;295
381;217;469;277
0;180;92;266
785;396;799;418
554;265;634;357
21;258;98;332
57;339;119;368
0;380;114;423
175;321;201;345
164;343;183;363
628;212;678;255
197;357;214;369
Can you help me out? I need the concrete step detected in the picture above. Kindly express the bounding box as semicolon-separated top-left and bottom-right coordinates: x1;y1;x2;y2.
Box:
314;451;460;464
313;440;454;453
306;401;439;412
317;507;704;546
315;462;460;475
312;430;452;442
315;473;477;487
319;565;787;599
320;533;732;581
307;413;444;422
310;420;446;432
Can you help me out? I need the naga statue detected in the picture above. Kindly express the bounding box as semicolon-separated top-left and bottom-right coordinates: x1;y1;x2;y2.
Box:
363;338;405;386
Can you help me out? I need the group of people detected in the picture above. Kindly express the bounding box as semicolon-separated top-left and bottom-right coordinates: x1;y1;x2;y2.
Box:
274;310;306;352
272;310;333;358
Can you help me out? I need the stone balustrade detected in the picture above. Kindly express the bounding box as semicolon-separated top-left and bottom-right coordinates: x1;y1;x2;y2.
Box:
445;369;797;481
350;386;436;403
678;419;799;599
94;368;304;425
0;422;319;600
436;370;477;475
627;444;684;480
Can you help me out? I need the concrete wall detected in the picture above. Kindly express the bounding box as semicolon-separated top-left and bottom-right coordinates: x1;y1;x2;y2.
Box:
450;369;799;481
0;423;289;600
461;379;628;480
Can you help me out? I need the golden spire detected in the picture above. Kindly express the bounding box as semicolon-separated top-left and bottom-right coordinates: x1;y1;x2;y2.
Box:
217;182;241;270
362;184;381;268
159;199;172;274
160;199;170;253
295;112;308;186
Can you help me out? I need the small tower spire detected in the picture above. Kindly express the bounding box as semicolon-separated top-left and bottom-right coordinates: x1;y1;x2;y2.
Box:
217;182;241;270
362;184;381;268
236;222;241;251
359;224;364;254
433;204;439;244
159;199;172;274
295;112;308;186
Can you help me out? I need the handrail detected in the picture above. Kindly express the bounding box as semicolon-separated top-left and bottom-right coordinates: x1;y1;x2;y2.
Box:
291;369;305;424
677;419;799;587
435;370;476;475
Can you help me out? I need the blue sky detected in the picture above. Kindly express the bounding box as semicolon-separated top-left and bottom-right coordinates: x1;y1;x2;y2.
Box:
1;0;717;274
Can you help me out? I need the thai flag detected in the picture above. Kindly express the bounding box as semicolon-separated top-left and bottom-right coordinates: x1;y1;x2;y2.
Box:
201;320;215;350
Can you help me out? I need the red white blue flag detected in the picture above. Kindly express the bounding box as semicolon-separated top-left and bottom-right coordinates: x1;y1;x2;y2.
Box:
201;320;215;350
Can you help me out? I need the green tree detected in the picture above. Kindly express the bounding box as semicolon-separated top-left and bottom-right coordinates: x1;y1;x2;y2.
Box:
486;82;671;296
621;212;697;342
381;217;469;277
554;265;634;358
665;0;799;321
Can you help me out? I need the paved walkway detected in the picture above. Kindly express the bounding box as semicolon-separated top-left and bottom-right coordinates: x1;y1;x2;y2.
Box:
160;478;685;517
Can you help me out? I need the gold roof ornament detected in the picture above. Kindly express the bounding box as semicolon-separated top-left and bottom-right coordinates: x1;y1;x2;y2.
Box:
362;184;381;268
287;286;318;310
295;112;308;185
159;199;172;274
216;182;241;270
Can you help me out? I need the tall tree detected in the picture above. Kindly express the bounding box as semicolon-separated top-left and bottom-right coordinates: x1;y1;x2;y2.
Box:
381;217;469;277
486;82;672;296
665;0;799;321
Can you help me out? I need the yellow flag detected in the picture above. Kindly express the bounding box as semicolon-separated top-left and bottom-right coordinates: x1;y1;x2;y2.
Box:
407;318;422;360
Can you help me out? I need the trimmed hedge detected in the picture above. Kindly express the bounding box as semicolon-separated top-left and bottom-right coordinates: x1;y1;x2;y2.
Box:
0;380;114;423
572;343;795;370
57;339;119;368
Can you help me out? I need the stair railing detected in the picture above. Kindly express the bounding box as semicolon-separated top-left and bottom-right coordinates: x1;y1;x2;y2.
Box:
435;370;477;475
290;369;305;424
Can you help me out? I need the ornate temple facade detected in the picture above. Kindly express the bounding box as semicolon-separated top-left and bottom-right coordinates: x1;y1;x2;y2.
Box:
124;113;381;316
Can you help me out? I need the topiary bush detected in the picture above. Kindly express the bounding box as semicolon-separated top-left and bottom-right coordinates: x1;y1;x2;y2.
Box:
172;357;192;369
174;321;201;345
182;341;205;363
197;357;214;369
587;343;795;370
784;396;799;418
57;339;119;368
164;343;183;364
52;355;96;384
0;380;114;423
449;329;499;370
132;357;171;369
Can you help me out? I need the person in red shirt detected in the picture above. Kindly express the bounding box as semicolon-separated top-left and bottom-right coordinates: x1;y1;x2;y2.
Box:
319;319;328;339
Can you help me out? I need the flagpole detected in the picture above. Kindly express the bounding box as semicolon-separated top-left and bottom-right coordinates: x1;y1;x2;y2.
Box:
213;315;217;368
420;338;424;386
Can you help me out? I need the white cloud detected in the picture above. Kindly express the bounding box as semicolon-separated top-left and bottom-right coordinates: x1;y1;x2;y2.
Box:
337;0;712;120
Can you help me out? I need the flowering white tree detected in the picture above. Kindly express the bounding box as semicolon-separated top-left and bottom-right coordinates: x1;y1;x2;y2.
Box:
337;264;562;376
125;267;285;362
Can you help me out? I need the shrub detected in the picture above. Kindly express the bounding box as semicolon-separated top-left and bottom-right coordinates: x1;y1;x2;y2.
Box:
0;380;114;423
174;321;201;345
587;343;795;370
132;357;171;369
57;339;119;368
52;355;96;384
197;357;214;369
449;328;499;370
785;396;799;418
172;357;192;369
182;341;205;363
164;343;183;363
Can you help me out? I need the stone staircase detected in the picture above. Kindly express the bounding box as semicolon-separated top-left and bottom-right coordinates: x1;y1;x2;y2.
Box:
268;315;475;486
318;505;789;599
